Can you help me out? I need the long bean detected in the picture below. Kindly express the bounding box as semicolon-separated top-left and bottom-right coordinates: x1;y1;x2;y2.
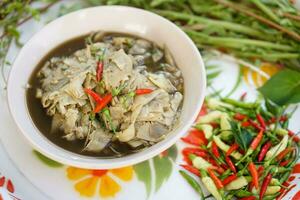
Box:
185;29;296;51
155;10;264;38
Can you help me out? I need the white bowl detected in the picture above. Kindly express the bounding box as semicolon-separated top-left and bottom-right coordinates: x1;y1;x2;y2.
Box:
7;6;206;169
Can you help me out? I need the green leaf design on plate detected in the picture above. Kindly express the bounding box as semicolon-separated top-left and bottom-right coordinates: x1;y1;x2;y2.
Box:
153;145;178;191
133;160;152;198
33;150;63;168
153;155;173;192
167;144;178;161
133;145;178;197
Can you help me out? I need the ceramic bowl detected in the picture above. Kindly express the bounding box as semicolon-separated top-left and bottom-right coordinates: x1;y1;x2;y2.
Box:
7;6;206;169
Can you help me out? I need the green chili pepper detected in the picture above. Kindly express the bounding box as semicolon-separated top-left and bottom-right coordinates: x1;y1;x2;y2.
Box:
222;98;259;109
262;192;281;200
277;167;292;173
219;169;231;179
265;132;280;143
279;171;290;184
235;189;254;198
179;170;205;200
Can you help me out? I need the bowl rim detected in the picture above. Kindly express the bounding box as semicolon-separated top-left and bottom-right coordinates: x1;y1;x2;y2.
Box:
7;5;206;169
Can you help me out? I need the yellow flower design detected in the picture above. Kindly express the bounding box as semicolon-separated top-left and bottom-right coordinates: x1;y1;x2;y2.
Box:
67;166;133;198
242;62;281;87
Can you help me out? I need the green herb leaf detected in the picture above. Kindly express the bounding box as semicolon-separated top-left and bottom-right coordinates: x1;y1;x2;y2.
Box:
265;98;282;116
102;108;116;133
259;69;300;106
230;122;253;150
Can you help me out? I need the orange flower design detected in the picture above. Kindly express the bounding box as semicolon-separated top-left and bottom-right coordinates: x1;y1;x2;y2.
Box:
67;166;133;198
242;62;281;87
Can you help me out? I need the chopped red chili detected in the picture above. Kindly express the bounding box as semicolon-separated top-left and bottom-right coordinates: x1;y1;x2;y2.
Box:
93;93;112;113
135;88;153;95
84;88;102;103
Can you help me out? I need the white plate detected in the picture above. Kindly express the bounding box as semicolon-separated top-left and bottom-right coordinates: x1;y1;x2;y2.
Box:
1;1;300;200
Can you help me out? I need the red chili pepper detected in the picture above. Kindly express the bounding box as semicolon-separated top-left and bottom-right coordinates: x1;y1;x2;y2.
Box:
240;92;247;101
84;88;102;103
276;182;290;200
268;116;288;124
248;119;264;131
135;88;153;95
248;162;259;189
225;156;237;173
250;130;264;150
280;115;288;122
260;173;272;200
183;154;193;165
248;182;254;192
288;130;300;143
181;129;208;146
96;61;104;81
182;147;207;158
222;174;237;186
207;158;225;174
279;159;291;167
93;93;112;113
226;143;239;156
210;122;219;129
180;164;200;177
241;121;251;127
234;113;247;121
238;149;245;154
208;157;218;166
211;166;225;174
239;196;256;200
207;168;224;189
256;114;266;130
257;166;264;177
221;163;229;170
211;141;220;158
195;104;207;122
276;147;295;161
258;141;272;162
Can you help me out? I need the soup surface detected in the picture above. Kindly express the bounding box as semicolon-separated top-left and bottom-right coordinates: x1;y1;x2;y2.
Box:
27;32;184;157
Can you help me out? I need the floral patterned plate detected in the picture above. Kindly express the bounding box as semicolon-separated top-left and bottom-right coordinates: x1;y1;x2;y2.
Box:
1;1;300;200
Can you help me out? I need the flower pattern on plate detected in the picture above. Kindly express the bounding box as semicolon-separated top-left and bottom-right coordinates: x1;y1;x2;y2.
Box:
242;62;281;87
66;166;133;198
